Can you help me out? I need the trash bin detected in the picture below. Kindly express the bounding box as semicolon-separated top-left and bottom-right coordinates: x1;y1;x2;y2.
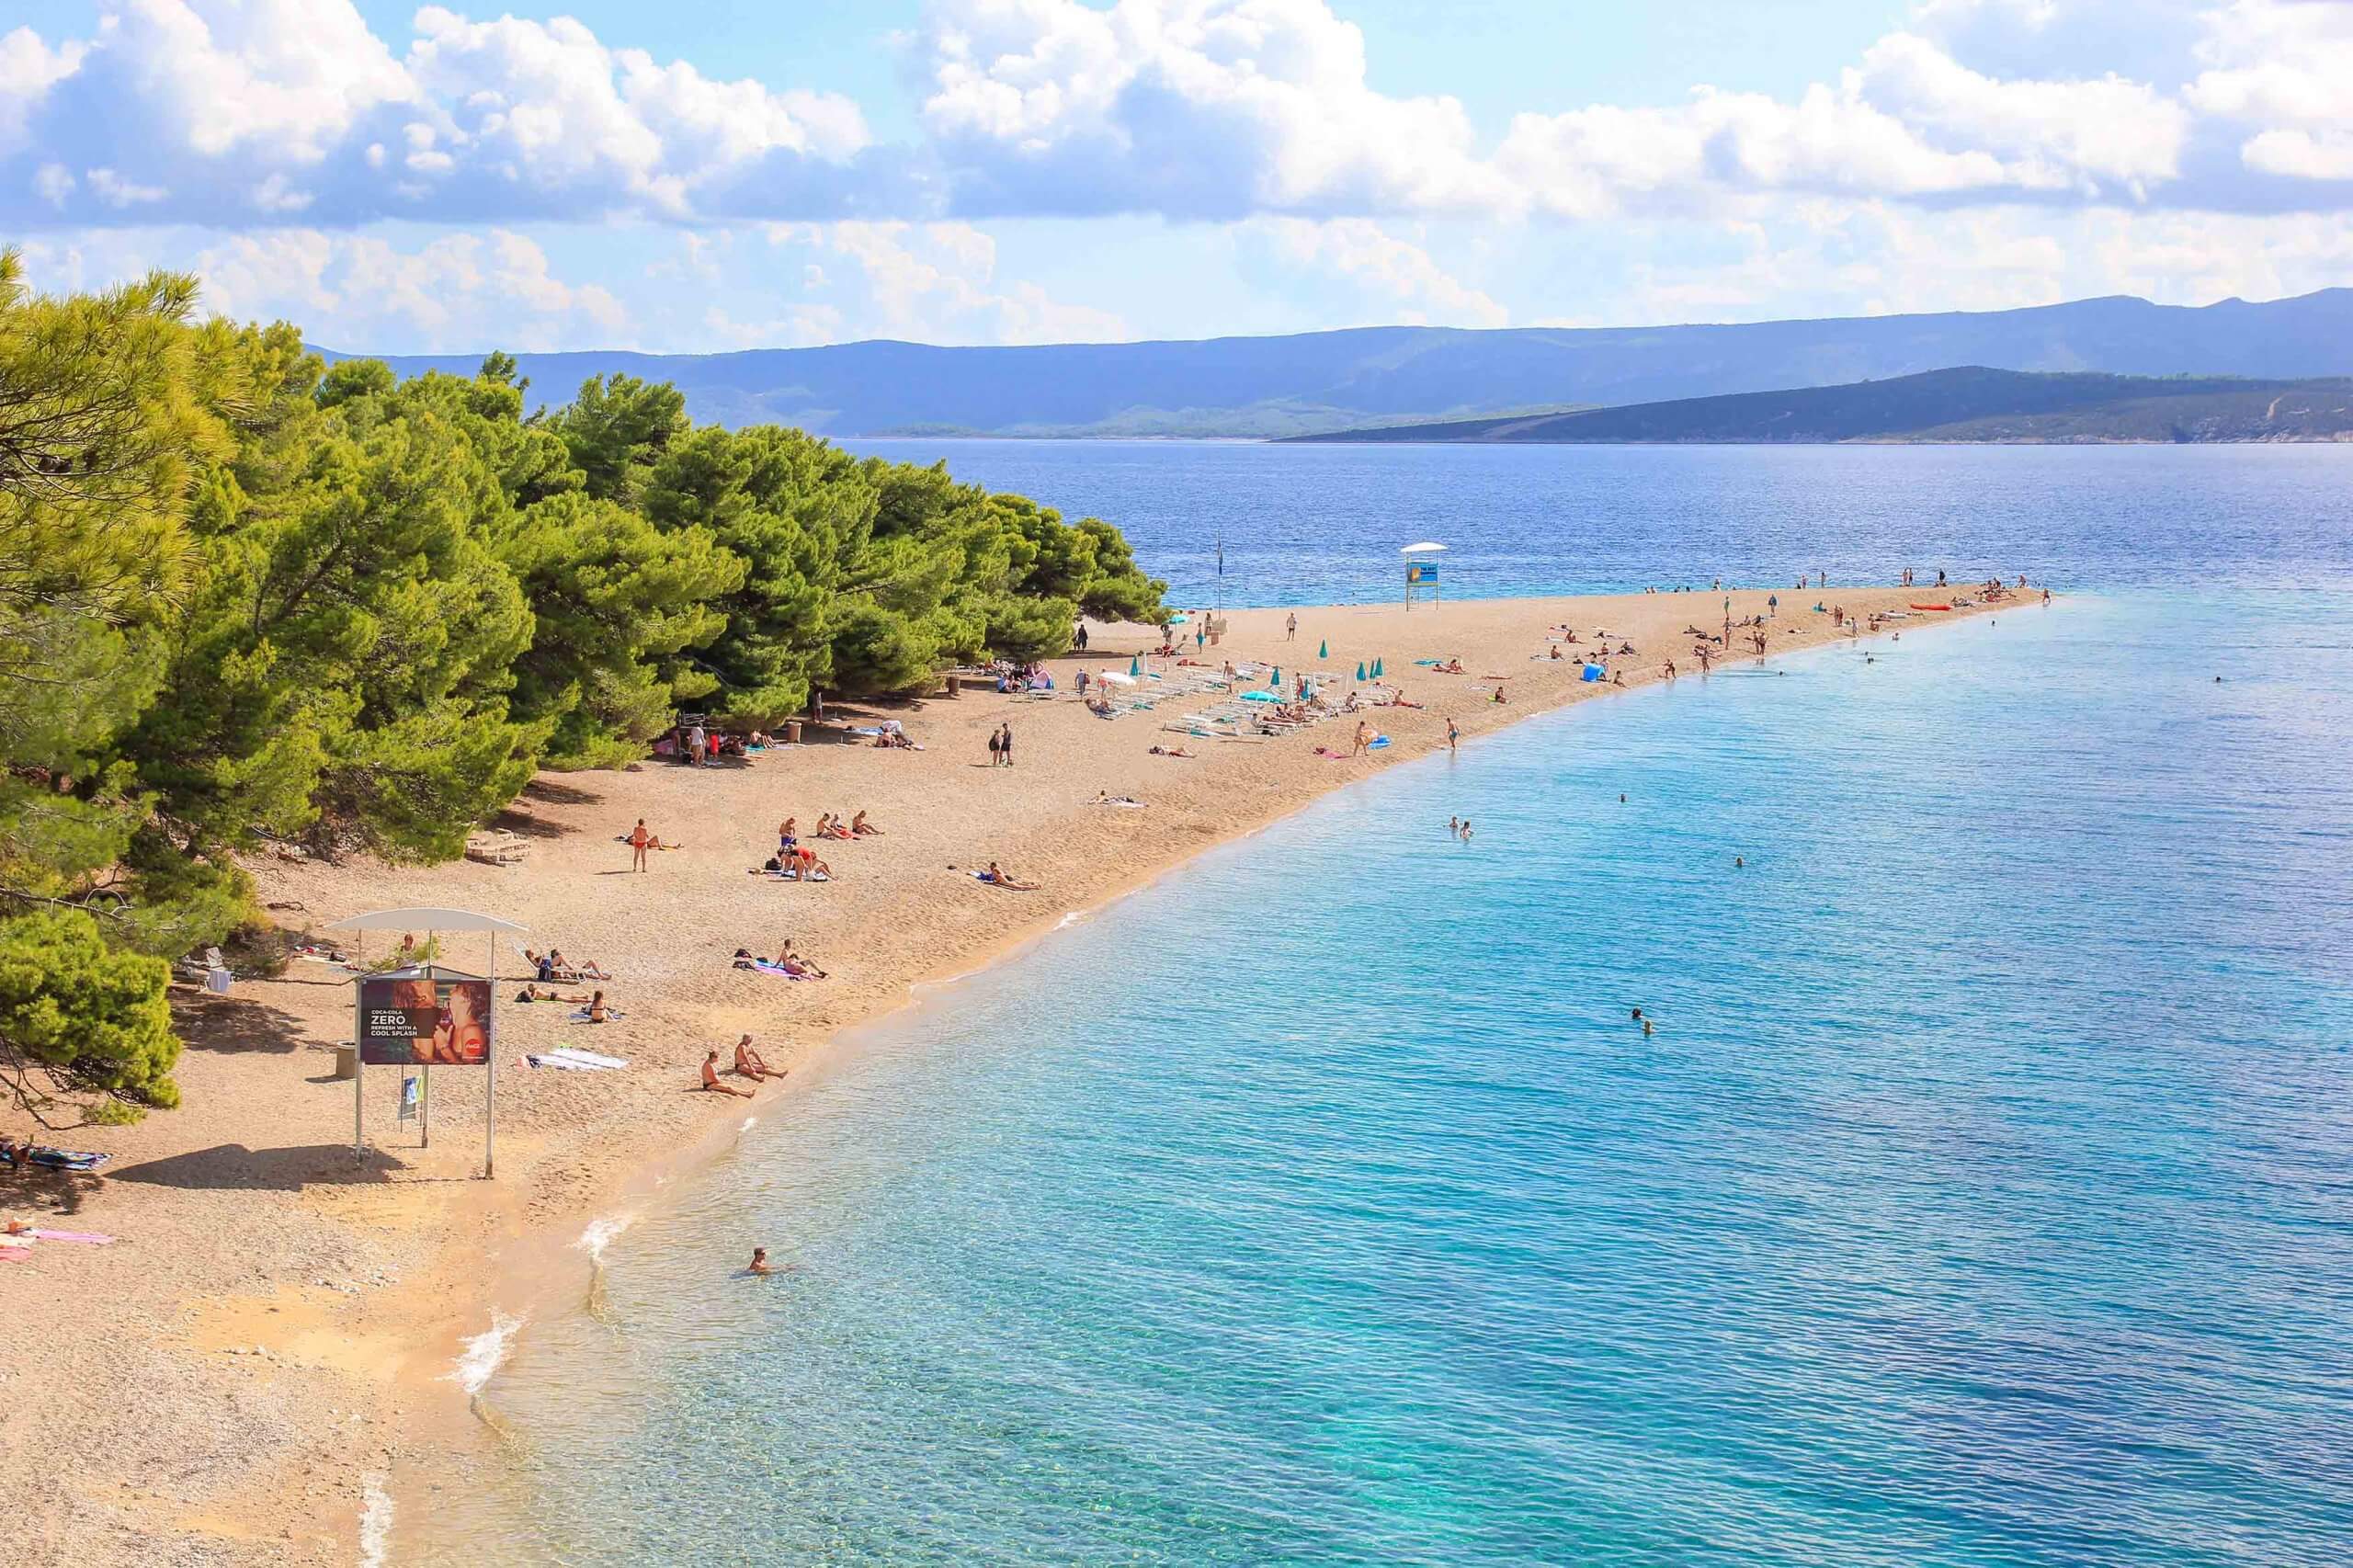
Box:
945;673;961;698
785;720;803;744
334;1043;358;1081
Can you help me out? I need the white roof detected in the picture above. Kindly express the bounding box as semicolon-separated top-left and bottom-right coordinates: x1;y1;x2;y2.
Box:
324;906;529;935
1399;541;1448;553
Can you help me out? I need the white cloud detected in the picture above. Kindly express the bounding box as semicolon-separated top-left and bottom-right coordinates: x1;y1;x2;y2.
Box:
0;26;85;153
188;228;631;350
0;0;873;227
6;0;2353;233
767;220;1131;344
916;0;1512;218
1254;218;1507;327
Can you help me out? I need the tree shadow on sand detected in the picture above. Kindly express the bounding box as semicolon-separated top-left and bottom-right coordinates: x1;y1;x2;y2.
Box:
108;1142;407;1191
171;992;312;1056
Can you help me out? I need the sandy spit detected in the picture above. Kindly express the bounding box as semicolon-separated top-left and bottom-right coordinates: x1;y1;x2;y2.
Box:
0;585;2029;1564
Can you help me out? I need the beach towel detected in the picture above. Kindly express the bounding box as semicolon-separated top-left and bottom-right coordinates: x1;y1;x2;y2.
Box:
17;1148;108;1171
545;1047;628;1070
28;1230;113;1244
524;1053;607;1072
0;1248;28;1262
742;960;812;979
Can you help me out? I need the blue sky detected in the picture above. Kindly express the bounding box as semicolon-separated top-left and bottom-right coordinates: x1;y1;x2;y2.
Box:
5;1;2349;353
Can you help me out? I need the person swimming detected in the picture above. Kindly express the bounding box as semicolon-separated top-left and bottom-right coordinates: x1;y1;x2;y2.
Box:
748;1247;776;1275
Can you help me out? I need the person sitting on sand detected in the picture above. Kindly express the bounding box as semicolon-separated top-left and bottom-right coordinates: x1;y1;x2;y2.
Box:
780;948;826;979
1436;657;1466;673
702;1049;754;1098
734;1034;787;1081
1492;686;1508;704
850;810;880;836
796;847;832;881
1549;644;1563;660
980;861;1040;891
583;989;611;1023
820;815;854;840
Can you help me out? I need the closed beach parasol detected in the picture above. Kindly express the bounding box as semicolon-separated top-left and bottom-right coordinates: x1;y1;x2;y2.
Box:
1318;639;1327;658
1371;657;1383;678
1129;655;1141;676
1355;661;1367;680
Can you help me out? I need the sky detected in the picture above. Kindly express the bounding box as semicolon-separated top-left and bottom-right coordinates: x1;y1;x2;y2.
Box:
4;0;2351;353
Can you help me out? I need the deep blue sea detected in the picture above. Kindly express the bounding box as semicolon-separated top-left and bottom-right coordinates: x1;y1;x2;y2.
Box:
408;446;2353;1566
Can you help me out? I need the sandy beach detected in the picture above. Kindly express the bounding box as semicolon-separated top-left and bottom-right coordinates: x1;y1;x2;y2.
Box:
3;584;2028;1565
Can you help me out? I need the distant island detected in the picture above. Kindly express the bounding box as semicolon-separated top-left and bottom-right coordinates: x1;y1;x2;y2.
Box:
1279;368;2353;446
328;289;2353;439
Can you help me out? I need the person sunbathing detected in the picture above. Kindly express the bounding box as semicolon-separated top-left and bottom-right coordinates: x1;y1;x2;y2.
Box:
584;989;612;1023
1549;644;1563;660
734;1034;787;1081
516;983;591;1005
701;1049;754;1097
780;948;827;978
818;815;854;840
798;850;833;880
1433;658;1466;673
850;811;880;835
979;861;1040;891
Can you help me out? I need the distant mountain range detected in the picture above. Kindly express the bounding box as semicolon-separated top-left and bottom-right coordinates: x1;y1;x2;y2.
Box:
330;289;2353;439
1280;368;2353;445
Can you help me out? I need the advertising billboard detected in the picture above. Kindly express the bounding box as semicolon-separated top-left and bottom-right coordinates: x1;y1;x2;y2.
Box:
358;971;492;1066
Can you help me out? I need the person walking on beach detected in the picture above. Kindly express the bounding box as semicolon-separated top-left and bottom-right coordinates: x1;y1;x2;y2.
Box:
1075;622;1088;651
1286;612;1297;642
998;722;1014;767
986;727;1002;767
629;819;651;871
1767;594;1778;619
1352;720;1371;757
1446;716;1459;751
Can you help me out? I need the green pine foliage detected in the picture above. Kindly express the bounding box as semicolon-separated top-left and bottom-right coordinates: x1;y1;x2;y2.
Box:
0;249;1165;1121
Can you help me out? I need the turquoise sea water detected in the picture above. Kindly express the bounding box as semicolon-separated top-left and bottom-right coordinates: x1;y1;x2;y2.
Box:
408;449;2353;1565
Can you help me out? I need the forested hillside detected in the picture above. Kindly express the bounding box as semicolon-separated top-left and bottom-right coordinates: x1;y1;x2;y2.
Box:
1283;368;2353;445
342;289;2353;437
0;253;1161;1125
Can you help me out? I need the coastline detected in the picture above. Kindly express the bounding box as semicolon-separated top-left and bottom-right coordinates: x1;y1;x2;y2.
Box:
5;585;2030;1565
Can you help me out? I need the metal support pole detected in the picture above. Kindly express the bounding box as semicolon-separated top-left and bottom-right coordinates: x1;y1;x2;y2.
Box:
420;1062;431;1149
484;929;497;1178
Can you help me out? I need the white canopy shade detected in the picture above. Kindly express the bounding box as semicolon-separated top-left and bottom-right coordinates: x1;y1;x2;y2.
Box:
1097;671;1140;686
324;906;528;936
1399;541;1448;553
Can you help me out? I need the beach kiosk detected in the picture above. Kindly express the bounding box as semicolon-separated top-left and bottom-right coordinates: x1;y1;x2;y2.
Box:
327;906;526;1177
1403;541;1446;610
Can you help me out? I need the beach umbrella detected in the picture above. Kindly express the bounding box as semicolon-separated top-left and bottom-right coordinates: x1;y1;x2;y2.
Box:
1240;689;1279;703
1129;655;1141;677
1099;670;1138;687
1371;657;1383;678
1355;661;1367;680
1317;639;1327;659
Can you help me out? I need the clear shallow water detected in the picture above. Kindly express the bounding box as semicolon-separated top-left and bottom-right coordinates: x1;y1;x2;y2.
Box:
413;589;2353;1566
840;439;2353;606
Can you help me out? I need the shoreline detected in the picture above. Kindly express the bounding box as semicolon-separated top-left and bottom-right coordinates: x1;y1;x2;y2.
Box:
6;585;2032;1564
